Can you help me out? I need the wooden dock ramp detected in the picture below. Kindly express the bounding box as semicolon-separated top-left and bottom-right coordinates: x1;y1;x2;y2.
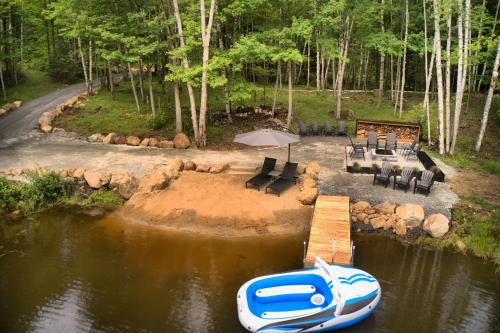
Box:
304;195;352;268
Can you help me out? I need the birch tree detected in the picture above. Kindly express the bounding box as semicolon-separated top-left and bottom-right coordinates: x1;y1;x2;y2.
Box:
433;0;445;155
475;37;500;152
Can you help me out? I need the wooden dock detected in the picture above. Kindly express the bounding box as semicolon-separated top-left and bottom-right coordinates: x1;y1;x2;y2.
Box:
304;195;352;268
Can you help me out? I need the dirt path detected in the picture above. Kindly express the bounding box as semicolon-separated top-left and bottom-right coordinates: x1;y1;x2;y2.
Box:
449;169;500;204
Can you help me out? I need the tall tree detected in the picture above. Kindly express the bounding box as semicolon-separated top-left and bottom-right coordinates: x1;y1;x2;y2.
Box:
432;0;445;155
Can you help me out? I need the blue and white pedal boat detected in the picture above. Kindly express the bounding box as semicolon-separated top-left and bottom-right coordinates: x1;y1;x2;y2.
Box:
237;257;381;332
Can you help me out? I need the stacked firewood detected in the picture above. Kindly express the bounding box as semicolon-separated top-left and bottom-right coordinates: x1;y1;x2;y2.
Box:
356;122;419;141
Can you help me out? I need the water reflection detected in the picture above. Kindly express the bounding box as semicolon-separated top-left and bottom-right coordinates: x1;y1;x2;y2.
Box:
0;209;498;333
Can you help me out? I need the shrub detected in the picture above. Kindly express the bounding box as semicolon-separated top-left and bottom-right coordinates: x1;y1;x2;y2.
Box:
392;164;402;173
0;177;22;213
371;163;380;172
19;172;66;212
352;162;361;172
83;189;123;208
430;166;441;175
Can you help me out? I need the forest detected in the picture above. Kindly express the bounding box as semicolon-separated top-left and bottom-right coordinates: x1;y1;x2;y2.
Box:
0;0;498;153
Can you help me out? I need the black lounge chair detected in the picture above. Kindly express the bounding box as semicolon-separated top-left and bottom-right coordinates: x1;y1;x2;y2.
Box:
373;162;392;188
298;120;309;136
406;144;422;160
322;121;333;136
393;167;413;192
385;132;397;151
336;120;347;136
245;157;277;191
265;162;298;197
367;131;378;150
414;170;434;196
348;135;365;160
310;120;320;136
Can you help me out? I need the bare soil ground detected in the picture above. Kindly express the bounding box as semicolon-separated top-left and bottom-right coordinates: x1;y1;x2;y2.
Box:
117;172;313;236
449;169;500;204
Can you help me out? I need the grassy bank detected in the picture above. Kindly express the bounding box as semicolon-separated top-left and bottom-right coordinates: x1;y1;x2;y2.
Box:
0;173;122;216
418;197;500;268
0;71;68;105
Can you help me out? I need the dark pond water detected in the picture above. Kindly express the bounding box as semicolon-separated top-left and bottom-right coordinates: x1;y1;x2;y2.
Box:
0;209;498;333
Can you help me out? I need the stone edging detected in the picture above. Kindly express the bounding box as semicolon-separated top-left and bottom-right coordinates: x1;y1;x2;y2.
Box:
350;200;450;238
1;160;322;206
0;101;23;117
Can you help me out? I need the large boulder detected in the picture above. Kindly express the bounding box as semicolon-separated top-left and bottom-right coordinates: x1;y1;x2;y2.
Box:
140;138;150;146
196;164;210;172
103;133;117;144
88;133;105;143
12;101;22;108
370;216;386;229
171;158;184;172
126;136;141;146
423;214;450;238
184;160;196;171
114;135;127;145
395;204;425;227
0;108;7;116
374;201;396;215
159;140;174;148
298;188;319;205
148;138;160;147
173;132;191;149
210;162;229;174
2;103;14;112
138;168;171;192
394;219;407;236
39;111;55;132
352;201;371;212
301;178;317;190
110;171;139;199
84;170;111;189
70;168;86;180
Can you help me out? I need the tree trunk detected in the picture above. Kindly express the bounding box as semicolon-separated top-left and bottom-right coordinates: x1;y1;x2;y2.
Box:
271;61;280;117
148;68;156;118
450;0;470;154
287;60;293;128
475;38;500;151
316;41;321;94
471;0;486;91
363;51;370;91
306;41;310;88
376;0;385;108
108;61;114;100
422;0;431;145
198;0;216;147
77;36;89;95
476;0;499;91
88;39;93;96
173;81;182;133
297;40;307;83
397;0;409;118
127;60;141;113
216;22;232;123
0;61;6;100
138;58;144;103
172;0;199;142
444;5;452;153
335;17;353;119
432;0;445;155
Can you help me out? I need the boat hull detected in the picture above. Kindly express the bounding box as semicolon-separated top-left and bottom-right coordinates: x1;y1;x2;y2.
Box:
237;264;381;332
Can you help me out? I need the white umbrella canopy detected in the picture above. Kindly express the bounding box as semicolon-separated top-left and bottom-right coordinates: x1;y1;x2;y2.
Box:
233;128;300;162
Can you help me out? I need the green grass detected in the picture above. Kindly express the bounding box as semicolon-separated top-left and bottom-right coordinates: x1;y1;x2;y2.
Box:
0;71;67;105
63;189;123;209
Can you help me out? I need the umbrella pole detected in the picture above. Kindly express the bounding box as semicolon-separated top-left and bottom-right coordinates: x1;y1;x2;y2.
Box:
288;143;291;162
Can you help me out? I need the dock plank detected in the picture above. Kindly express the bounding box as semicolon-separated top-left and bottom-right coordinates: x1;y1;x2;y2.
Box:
305;195;351;267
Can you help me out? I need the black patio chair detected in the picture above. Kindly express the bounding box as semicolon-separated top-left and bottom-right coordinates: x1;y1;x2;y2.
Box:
401;140;417;157
348;135;365;160
406;144;422;160
393;167;413;192
322;120;333;136
367;131;379;150
310;120;320;136
385;132;397;151
245;157;277;191
265;162;298;196
373;162;392;188
414;170;434;196
336;120;347;136
298;120;309;136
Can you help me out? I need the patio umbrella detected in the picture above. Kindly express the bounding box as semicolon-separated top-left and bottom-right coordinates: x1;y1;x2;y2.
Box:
233;128;300;162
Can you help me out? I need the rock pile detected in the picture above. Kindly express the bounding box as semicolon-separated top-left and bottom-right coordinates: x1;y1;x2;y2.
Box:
38;92;88;133
350;200;449;238
0;100;23;117
86;132;192;150
296;163;320;205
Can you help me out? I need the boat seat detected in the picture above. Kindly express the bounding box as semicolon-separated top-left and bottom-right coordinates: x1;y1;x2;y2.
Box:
255;285;317;304
261;307;323;319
